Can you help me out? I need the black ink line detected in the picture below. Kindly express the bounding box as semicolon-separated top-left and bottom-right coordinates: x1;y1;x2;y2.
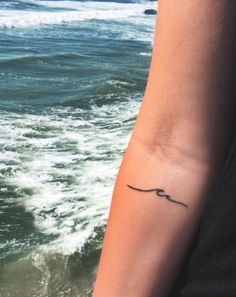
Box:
126;184;188;208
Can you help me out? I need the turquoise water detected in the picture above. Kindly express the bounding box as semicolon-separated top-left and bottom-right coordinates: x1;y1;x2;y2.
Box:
0;0;156;296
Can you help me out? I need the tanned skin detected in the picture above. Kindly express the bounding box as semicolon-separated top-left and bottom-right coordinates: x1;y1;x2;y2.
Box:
93;1;236;296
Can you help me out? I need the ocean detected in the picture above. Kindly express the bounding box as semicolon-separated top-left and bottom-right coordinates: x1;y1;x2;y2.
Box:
0;0;156;296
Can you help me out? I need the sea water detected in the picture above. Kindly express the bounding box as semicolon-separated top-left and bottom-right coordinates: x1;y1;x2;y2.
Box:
0;0;156;296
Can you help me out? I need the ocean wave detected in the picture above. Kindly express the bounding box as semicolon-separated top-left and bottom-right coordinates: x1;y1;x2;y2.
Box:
0;99;140;256
24;0;155;11
0;0;157;28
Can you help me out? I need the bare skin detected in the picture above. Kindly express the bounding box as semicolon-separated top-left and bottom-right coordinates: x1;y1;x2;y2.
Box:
92;1;236;296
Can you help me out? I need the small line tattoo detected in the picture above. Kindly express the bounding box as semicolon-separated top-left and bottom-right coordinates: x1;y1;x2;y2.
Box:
126;184;188;208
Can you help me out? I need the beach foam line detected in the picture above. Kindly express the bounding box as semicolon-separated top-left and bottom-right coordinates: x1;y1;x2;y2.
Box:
0;1;157;28
26;0;153;11
0;99;141;255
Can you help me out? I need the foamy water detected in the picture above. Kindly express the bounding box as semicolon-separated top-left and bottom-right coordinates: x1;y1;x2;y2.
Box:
0;101;142;296
0;0;156;295
0;100;140;256
0;0;157;28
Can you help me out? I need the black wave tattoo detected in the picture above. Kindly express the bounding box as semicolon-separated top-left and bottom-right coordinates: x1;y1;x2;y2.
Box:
126;184;188;208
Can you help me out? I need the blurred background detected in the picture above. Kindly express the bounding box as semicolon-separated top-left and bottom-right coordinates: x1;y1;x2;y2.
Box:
0;0;156;296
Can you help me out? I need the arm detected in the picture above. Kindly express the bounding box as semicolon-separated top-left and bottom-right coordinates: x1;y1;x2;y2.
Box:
93;1;236;296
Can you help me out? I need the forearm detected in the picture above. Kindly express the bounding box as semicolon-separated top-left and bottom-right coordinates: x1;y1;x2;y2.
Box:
93;139;218;297
93;0;236;296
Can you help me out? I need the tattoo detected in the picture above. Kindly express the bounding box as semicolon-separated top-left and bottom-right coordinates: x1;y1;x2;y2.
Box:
126;184;188;208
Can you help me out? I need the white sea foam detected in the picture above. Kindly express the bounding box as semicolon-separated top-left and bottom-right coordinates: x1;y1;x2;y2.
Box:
0;98;141;255
0;0;157;28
